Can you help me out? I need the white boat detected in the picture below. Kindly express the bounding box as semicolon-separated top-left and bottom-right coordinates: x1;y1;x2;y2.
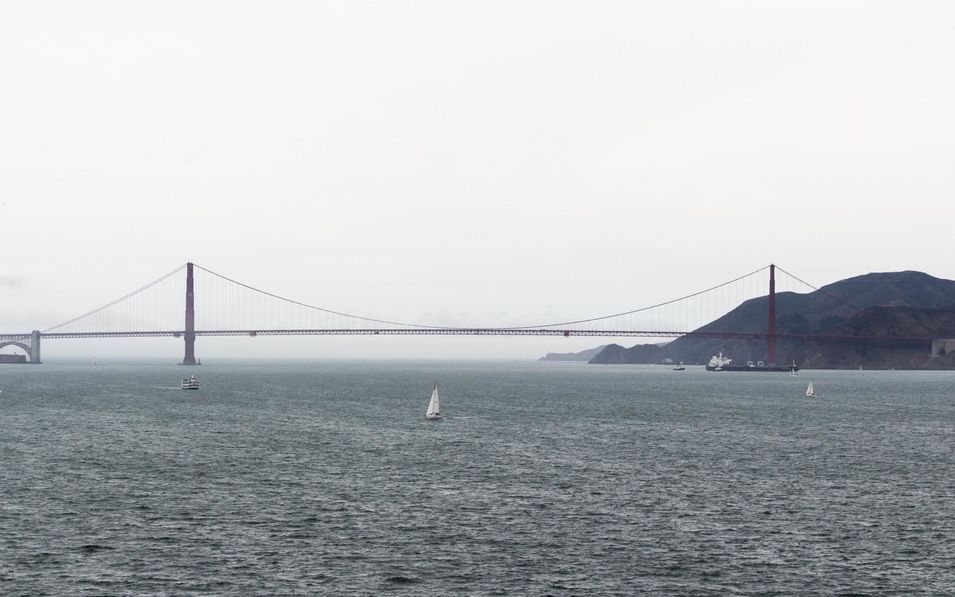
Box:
181;375;199;390
706;352;733;371
805;383;815;397
672;362;686;371
425;382;441;419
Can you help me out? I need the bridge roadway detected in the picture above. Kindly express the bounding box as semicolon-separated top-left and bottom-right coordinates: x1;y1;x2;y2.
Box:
1;328;932;365
3;329;933;343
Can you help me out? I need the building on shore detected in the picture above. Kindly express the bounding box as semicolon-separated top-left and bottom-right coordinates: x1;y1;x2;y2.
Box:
932;338;955;357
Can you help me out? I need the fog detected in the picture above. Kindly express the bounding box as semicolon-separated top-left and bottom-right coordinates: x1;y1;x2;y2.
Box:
2;1;953;359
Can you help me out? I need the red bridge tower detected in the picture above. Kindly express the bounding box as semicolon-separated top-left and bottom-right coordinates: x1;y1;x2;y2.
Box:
181;262;199;365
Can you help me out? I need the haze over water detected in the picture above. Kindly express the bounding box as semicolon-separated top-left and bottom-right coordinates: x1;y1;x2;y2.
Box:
2;361;953;594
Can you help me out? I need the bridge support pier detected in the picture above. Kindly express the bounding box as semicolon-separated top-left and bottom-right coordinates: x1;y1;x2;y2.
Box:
181;262;199;365
30;330;41;363
768;264;777;365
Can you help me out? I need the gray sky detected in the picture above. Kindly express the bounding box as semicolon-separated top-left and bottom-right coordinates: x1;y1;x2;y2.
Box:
2;1;954;360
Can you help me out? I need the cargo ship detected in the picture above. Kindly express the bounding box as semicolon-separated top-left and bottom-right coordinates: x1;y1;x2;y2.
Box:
706;352;799;373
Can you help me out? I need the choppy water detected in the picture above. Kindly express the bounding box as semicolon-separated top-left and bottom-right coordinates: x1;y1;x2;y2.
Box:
1;361;953;595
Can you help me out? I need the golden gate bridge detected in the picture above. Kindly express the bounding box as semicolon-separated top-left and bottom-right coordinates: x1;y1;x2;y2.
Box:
0;263;933;364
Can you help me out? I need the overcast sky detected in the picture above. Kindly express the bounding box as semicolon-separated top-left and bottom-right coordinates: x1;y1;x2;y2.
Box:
2;1;954;360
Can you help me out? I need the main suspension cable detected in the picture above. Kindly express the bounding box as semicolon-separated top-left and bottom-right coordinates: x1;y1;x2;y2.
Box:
774;265;861;312
505;264;772;329
193;264;447;329
43;264;187;332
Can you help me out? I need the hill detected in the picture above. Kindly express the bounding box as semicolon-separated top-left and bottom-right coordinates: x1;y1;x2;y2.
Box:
589;270;955;369
539;345;608;361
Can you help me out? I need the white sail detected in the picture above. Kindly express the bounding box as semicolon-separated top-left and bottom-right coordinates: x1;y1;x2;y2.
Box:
426;383;441;418
805;383;814;397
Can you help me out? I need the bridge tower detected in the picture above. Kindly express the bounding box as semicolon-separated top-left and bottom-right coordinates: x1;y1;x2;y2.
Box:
768;263;777;365
181;262;199;365
30;330;41;363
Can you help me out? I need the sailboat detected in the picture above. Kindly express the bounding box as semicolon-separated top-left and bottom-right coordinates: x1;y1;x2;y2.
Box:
425;382;441;420
805;383;815;397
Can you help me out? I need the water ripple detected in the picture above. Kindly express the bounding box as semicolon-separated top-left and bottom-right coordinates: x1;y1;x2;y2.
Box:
1;362;953;594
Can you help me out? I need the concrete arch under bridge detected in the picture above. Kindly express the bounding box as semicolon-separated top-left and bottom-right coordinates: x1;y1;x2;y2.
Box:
0;331;41;363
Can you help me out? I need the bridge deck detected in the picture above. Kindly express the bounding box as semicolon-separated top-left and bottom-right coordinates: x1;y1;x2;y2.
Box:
15;329;930;344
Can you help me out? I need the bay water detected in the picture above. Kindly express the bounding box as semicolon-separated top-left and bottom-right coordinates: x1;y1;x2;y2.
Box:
1;361;953;594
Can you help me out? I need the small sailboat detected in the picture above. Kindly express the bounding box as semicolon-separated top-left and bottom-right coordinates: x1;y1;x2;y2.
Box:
425;382;441;420
805;383;815;397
